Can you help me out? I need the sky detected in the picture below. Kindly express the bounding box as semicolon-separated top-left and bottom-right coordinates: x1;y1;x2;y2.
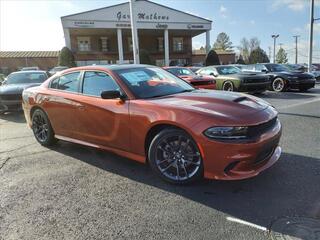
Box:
0;0;319;63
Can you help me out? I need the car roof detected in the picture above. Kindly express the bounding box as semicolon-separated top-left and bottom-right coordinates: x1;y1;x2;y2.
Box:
10;70;47;74
63;64;158;73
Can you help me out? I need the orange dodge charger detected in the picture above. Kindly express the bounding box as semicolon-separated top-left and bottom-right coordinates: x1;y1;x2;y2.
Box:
22;65;282;184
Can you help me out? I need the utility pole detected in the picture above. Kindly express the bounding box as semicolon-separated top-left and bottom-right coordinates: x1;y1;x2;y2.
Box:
271;34;279;63
293;35;300;64
129;0;140;64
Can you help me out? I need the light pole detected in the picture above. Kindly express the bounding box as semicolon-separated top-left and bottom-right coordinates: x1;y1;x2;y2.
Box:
293;35;300;64
271;34;279;63
129;0;140;64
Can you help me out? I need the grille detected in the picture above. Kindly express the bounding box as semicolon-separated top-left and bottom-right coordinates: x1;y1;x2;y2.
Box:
244;78;269;84
192;81;214;86
0;94;22;101
247;117;278;138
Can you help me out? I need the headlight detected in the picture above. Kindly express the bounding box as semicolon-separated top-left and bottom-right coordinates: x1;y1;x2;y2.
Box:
203;126;248;140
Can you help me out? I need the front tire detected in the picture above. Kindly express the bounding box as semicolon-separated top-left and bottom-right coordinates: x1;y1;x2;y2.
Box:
31;109;57;146
148;129;203;184
272;78;286;92
222;81;234;91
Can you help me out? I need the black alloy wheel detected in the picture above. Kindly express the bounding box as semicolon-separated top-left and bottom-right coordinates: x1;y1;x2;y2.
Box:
32;109;57;146
148;129;203;184
222;81;234;91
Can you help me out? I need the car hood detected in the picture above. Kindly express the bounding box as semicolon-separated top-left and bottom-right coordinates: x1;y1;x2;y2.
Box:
149;90;273;123
179;75;214;82
221;72;268;80
273;71;314;78
0;83;41;95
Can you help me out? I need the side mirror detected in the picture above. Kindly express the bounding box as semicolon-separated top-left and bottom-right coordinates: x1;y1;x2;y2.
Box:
101;90;123;100
261;69;268;73
210;72;217;77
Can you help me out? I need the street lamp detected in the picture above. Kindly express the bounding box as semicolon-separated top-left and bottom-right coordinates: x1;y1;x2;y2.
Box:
271;34;279;63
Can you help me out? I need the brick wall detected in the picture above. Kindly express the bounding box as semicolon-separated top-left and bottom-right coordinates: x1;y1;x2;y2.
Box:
0;57;58;74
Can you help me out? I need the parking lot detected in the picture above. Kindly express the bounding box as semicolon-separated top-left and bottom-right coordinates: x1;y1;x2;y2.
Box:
1;86;320;240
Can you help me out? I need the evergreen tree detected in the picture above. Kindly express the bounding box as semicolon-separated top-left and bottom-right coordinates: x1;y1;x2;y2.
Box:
213;32;233;51
276;47;288;64
248;47;270;64
58;47;76;67
236;55;246;64
205;49;220;66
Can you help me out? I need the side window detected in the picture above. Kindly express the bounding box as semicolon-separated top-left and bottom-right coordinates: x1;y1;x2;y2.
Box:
82;71;120;97
58;72;81;92
50;77;59;89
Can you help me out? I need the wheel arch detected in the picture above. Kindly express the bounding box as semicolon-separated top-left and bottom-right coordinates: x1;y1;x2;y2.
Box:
144;122;195;158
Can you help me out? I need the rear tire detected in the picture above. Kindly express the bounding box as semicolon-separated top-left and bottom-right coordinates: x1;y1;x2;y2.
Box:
31;109;57;146
148;129;203;184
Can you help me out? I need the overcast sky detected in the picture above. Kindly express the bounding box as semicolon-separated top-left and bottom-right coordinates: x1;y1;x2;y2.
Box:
0;0;319;63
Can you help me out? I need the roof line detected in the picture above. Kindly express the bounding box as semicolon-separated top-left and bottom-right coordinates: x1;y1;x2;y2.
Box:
61;0;212;23
145;0;212;23
61;1;128;19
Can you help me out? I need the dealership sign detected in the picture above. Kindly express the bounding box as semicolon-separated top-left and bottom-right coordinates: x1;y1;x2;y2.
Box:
116;11;169;21
73;21;95;27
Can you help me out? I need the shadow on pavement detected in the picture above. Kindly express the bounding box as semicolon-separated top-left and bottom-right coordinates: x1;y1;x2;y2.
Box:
0;112;26;123
261;91;317;100
50;141;320;236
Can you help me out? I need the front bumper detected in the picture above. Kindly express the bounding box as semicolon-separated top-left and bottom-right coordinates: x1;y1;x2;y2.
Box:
288;79;316;89
198;118;282;180
0;99;22;112
238;82;270;92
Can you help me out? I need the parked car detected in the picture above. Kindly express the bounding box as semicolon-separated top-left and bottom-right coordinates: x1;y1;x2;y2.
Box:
163;66;216;89
196;65;270;93
187;66;201;73
0;71;48;113
22;64;282;184
20;66;40;71
245;63;316;92
49;66;69;76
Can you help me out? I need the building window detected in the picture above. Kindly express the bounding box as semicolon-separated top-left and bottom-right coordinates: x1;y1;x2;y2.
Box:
128;37;133;52
77;37;91;51
157;37;164;52
173;37;183;52
100;37;109;52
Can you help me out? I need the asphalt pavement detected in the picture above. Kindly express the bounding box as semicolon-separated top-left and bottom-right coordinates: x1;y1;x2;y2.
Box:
1;86;319;240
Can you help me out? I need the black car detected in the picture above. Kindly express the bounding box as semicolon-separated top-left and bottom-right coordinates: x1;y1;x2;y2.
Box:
0;71;48;113
246;63;316;92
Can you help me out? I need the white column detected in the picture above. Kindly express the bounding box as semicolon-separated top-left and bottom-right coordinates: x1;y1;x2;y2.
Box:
164;29;169;66
117;28;124;64
206;30;210;54
63;28;71;50
129;0;140;64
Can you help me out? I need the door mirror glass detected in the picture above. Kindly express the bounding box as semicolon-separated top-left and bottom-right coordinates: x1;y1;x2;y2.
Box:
261;69;268;73
101;90;121;99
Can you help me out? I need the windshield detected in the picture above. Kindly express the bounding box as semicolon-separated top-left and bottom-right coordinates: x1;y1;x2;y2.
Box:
6;72;47;84
166;68;196;76
266;64;289;72
115;67;194;99
216;66;241;75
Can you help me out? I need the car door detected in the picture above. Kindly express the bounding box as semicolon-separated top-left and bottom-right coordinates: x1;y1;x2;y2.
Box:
70;70;131;151
42;71;82;138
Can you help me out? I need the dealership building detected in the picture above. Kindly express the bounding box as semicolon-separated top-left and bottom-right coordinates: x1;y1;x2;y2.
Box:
61;0;212;66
